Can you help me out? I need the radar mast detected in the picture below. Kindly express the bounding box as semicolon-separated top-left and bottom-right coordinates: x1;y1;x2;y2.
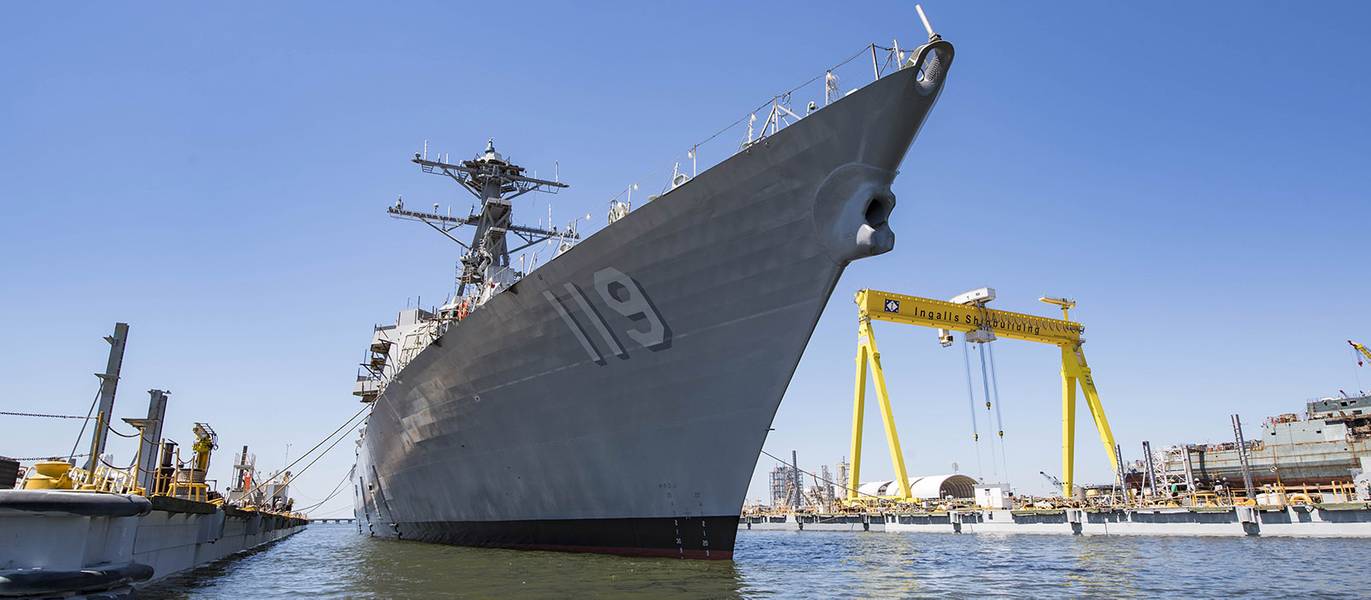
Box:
388;139;574;297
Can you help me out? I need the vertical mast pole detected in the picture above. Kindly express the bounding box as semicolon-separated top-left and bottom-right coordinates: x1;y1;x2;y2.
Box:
791;450;800;510
86;322;129;475
1142;440;1156;498
915;4;936;39
1232;414;1255;499
134;389;168;493
1182;444;1197;497
1113;444;1126;505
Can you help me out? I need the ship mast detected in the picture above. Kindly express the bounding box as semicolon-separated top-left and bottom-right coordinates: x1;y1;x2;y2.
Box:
388;139;573;297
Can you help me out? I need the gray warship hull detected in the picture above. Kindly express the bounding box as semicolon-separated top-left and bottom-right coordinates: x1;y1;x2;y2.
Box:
354;41;954;558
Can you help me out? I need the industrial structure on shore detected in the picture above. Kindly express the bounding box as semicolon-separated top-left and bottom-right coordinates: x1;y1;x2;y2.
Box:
0;323;306;599
742;287;1371;537
751;391;1371;537
1150;394;1371;492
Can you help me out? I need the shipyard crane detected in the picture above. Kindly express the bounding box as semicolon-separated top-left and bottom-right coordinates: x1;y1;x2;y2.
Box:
1352;340;1371;367
847;288;1118;500
191;422;218;474
1037;470;1086;496
1040;471;1065;490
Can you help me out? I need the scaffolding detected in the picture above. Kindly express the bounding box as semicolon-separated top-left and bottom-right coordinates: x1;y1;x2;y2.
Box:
769;464;795;508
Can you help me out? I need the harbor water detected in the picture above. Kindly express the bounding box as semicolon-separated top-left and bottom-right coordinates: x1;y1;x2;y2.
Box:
141;524;1365;598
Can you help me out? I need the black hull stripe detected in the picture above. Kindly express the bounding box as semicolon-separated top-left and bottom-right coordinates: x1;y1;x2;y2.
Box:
394;515;739;560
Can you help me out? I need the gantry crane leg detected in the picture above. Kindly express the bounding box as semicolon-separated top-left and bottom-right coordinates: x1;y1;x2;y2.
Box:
1074;351;1120;473
1060;344;1118;497
1060;348;1077;498
848;337;868;500
848;318;913;500
866;321;914;500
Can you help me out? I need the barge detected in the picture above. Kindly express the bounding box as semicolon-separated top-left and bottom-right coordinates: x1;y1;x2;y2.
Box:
0;323;306;599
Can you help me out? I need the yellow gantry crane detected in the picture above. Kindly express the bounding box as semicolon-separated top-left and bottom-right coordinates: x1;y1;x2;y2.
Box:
847;288;1118;500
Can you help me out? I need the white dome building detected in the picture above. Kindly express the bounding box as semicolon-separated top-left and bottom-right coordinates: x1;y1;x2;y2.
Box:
854;474;976;499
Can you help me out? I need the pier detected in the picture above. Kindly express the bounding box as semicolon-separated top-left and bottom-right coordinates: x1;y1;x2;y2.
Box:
741;504;1371;537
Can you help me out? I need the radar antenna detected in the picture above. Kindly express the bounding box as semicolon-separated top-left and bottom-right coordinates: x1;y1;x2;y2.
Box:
388;139;575;296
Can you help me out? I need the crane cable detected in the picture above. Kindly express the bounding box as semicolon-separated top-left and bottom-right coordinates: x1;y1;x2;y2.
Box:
1353;345;1366;396
986;342;1011;489
961;338;985;479
975;343;1001;480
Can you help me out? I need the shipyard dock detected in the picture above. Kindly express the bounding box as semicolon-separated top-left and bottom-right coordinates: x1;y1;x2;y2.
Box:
745;285;1371;541
741;503;1371;537
0;490;307;598
1;323;307;599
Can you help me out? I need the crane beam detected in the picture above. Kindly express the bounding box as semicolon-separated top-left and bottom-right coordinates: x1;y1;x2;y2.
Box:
857;290;1083;346
847;288;1118;501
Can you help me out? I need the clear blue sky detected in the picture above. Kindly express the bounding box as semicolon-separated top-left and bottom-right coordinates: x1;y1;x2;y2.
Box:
2;2;1368;515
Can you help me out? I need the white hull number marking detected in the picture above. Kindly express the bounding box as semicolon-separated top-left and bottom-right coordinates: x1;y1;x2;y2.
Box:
544;267;669;363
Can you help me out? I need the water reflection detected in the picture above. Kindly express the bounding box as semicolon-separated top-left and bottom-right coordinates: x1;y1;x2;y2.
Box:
346;534;744;599
144;524;1371;599
146;524;744;599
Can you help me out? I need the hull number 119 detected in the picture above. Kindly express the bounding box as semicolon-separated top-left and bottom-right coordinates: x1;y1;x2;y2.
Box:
543;267;670;363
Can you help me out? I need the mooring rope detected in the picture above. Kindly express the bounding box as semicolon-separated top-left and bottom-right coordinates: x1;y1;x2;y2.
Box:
297;469;353;514
281;422;365;497
241;403;372;500
68;388;103;462
759;448;883;502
